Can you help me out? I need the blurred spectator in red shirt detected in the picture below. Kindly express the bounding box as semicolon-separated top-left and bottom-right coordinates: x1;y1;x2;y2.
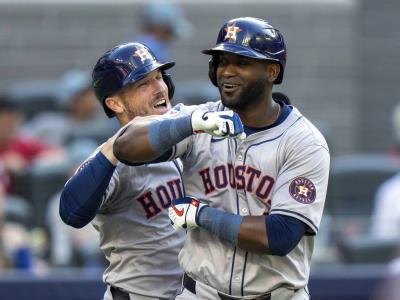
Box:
0;96;63;193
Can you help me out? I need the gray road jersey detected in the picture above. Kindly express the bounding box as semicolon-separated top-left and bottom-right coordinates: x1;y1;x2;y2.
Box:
85;151;185;298
168;101;330;296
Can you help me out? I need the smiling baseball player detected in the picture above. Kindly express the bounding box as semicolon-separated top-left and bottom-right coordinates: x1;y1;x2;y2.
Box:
60;43;187;300
113;18;330;300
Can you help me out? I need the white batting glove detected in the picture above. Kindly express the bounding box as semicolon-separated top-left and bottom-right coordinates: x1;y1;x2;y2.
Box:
191;110;246;140
169;197;208;230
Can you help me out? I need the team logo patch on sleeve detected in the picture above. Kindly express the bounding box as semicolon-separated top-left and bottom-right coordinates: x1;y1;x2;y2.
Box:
289;177;316;204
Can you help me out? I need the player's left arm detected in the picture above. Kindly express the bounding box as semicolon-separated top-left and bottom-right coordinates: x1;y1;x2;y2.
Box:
237;214;308;254
169;142;330;254
244;143;329;253
169;197;306;255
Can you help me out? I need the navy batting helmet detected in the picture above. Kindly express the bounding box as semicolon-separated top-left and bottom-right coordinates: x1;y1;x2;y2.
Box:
202;17;286;85
92;42;175;117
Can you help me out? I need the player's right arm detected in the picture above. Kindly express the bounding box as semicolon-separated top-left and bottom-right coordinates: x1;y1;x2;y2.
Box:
59;137;118;228
113;106;245;164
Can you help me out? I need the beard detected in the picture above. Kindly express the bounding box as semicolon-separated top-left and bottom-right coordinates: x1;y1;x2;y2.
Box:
219;75;268;111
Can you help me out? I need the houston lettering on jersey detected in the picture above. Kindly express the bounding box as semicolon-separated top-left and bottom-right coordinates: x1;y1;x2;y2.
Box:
199;163;275;201
136;178;183;219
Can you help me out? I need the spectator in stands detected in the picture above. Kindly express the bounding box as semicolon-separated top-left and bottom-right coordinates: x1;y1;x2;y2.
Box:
370;103;400;238
58;70;103;123
0;181;37;272
0;97;63;194
370;172;400;239
24;70;117;146
135;1;193;62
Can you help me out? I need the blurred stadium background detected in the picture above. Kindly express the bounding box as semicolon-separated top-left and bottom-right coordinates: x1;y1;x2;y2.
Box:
0;0;399;299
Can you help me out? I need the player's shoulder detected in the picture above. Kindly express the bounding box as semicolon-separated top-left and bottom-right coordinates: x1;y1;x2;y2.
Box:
285;106;329;151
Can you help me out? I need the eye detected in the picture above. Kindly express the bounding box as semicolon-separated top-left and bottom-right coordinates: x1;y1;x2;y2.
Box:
219;58;228;67
137;80;148;88
237;59;249;66
156;73;163;80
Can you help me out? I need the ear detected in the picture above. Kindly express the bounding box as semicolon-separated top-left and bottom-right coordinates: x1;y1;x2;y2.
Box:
105;96;125;115
267;63;281;83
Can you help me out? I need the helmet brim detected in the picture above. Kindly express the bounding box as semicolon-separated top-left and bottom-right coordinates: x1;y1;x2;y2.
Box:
123;61;175;86
202;43;281;63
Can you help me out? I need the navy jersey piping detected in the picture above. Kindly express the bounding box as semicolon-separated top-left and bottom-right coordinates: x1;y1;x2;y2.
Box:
243;116;303;162
229;134;240;294
229;247;237;294
170;145;177;161
271;208;318;233
241;251;249;296
172;159;186;196
243;103;291;135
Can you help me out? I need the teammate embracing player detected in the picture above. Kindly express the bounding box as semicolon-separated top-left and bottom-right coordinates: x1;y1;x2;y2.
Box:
114;18;330;300
60;42;186;300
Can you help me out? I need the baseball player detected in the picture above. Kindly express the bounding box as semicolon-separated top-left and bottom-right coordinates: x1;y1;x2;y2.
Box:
60;42;191;300
113;18;330;300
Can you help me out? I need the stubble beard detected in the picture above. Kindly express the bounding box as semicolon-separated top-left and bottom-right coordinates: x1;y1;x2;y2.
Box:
220;76;268;111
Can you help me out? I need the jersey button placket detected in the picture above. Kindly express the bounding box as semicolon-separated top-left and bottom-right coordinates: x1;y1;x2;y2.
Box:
232;148;246;295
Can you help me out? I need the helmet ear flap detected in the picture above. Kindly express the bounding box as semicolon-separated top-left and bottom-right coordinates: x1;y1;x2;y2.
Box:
162;72;175;102
208;56;219;87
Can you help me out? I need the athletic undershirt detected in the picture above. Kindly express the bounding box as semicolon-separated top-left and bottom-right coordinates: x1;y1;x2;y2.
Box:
266;214;308;256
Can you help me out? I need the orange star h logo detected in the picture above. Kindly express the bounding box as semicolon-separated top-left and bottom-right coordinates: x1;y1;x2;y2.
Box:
224;21;242;42
134;48;153;64
297;185;310;197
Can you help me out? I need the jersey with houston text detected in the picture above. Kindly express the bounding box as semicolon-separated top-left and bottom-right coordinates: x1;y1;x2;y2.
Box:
79;149;185;298
167;101;330;296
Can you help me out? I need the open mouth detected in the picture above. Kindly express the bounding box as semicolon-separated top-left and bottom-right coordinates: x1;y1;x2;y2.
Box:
222;83;240;93
153;99;167;108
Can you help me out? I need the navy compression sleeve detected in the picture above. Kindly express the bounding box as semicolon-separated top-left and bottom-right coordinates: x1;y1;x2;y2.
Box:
59;151;116;228
266;214;308;256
